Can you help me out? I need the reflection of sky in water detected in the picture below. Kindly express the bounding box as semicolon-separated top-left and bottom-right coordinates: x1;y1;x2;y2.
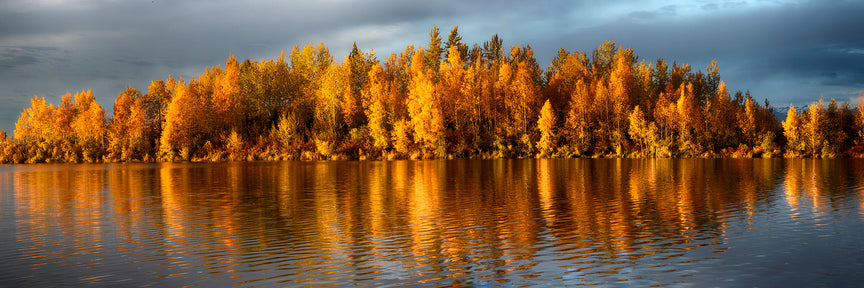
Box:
0;159;862;287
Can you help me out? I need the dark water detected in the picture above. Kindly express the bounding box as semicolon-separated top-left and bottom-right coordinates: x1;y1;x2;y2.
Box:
1;159;863;287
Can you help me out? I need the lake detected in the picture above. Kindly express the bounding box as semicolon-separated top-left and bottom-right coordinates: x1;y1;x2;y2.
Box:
1;159;863;287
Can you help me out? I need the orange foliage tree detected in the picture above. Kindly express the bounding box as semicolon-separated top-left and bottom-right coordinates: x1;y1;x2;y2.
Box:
12;27;864;163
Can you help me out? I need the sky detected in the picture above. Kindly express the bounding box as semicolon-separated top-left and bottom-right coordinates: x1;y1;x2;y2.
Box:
1;0;863;135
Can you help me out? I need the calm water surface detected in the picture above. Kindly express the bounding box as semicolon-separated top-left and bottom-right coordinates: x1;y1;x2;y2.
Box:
1;159;863;287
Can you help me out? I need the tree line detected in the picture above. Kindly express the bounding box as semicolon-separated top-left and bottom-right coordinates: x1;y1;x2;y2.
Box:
2;26;863;163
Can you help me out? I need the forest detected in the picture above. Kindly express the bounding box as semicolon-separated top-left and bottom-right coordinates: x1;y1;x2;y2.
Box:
2;26;864;164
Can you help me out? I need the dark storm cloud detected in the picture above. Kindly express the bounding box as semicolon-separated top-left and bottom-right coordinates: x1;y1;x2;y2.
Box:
0;0;861;134
542;0;864;106
0;0;491;133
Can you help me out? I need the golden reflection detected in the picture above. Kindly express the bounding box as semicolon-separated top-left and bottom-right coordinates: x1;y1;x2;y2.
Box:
12;165;109;263
160;163;188;239
406;160;442;265
8;159;862;285
781;159;863;220
537;159;555;224
215;163;243;264
856;160;864;222
312;162;345;254
367;161;386;237
0;168;10;210
784;160;803;211
276;161;301;219
108;164;160;257
545;159;791;262
674;160;695;231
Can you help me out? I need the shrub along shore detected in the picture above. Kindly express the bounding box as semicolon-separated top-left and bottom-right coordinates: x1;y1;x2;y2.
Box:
2;27;863;164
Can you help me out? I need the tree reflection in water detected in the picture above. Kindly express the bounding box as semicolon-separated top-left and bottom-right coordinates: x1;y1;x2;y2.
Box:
3;159;864;286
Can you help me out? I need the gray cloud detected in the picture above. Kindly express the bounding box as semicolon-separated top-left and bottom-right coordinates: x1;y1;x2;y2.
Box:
702;3;720;10
0;0;861;134
0;46;63;70
629;5;677;19
544;0;864;106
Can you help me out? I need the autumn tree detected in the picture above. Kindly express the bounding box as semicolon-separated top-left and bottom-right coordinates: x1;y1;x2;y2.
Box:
702;59;722;101
12;90;107;162
592;82;614;153
383;46;414;120
425;26;443;73
391;119;413;154
1;28;808;161
633;60;657;111
72;90;108;162
160;77;217;161
14;96;55;143
677;83;702;155
817;99;854;157
782;105;803;156
407;47;445;153
628;105;657;155
363;63;391;149
14;95;57;162
380;46;416;154
108;86;147;161
498;59;540;143
257;54;292;135
857;95;864;146
501;46;543;152
55;92;76;141
444;26;468;62
591;41;617;80
545;49;588;124
565;79;594;155
537;100;556;156
287;43;332;140
439;44;471;144
344;43;376;129
276;112;303;149
705;81;739;150
738;94;758;147
239;55;293;138
214;54;242;132
239;59;266;135
482;34;504;63
144;79;173;149
313;59;345;140
462;52;491;145
608;46;636;154
803;100;826;157
654;59;669;97
666;63;691;97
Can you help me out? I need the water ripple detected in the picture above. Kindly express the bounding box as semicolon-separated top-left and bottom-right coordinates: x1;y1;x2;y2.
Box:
1;160;864;286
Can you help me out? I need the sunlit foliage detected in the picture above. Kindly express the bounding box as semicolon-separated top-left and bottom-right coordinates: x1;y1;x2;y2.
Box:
537;100;556;156
5;27;862;163
407;48;445;153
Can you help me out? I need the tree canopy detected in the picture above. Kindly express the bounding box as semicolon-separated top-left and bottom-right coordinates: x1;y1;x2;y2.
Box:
2;27;862;163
